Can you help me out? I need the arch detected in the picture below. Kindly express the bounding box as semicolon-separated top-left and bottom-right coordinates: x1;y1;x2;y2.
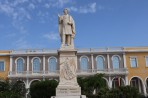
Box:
29;79;41;88
49;78;59;82
16;58;24;73
129;76;144;84
48;56;57;72
112;77;125;88
145;77;148;93
16;80;26;88
48;56;57;63
80;56;89;62
96;55;105;61
80;56;89;71
112;55;121;69
15;57;25;64
31;57;41;63
96;55;105;70
111;55;121;61
130;76;145;94
32;57;41;73
102;77;109;87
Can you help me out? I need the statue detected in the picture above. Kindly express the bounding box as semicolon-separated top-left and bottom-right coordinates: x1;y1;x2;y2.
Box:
58;8;75;48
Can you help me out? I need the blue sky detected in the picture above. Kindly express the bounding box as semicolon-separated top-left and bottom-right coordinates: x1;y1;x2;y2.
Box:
0;0;148;50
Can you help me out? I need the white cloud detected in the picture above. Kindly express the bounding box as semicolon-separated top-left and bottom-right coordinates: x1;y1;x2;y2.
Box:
69;2;97;14
44;0;72;9
43;33;59;41
0;1;31;34
57;0;70;8
13;0;29;6
5;33;16;38
14;37;31;49
0;3;14;15
45;3;50;9
29;3;35;10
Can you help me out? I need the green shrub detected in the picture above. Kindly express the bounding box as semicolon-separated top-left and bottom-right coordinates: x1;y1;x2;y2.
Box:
30;80;58;98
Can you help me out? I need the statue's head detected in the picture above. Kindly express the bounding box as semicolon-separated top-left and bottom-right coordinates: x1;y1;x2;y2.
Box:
63;8;69;15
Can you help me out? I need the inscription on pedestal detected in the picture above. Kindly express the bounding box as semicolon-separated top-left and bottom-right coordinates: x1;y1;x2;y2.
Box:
56;87;81;96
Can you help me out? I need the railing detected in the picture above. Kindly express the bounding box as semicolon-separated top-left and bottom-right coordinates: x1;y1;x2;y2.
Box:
77;68;128;76
10;47;125;54
8;70;60;78
11;49;57;54
8;68;128;78
78;47;124;53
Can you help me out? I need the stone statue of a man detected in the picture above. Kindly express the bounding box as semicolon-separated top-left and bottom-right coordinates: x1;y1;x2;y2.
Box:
58;8;75;48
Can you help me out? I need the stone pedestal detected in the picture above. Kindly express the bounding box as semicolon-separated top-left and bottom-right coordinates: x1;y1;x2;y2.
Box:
51;95;86;98
52;49;86;98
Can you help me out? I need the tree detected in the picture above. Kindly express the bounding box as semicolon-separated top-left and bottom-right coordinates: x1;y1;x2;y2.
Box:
77;73;107;96
30;80;58;98
0;79;26;98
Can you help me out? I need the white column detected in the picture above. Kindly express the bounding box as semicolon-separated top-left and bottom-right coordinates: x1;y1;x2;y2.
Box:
10;56;13;72
43;55;45;81
138;79;142;93
143;83;147;96
91;54;94;71
43;55;45;72
107;54;110;69
26;79;29;88
27;56;29;71
109;77;112;89
123;53;127;68
125;76;128;85
26;78;29;98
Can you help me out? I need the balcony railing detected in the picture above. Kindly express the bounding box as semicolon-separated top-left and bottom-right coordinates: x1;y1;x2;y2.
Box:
8;70;60;78
8;68;128;78
10;47;125;54
11;49;57;54
77;68;128;76
77;47;124;53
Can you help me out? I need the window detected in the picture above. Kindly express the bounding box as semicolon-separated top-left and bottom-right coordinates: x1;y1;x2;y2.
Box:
130;57;138;67
80;56;88;71
17;58;24;73
112;56;120;69
0;61;4;71
96;56;104;70
146;57;148;67
33;58;40;73
48;57;57;72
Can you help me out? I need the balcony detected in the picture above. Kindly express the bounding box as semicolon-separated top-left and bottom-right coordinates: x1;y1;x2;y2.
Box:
8;68;128;78
77;68;128;76
8;71;60;78
10;47;125;55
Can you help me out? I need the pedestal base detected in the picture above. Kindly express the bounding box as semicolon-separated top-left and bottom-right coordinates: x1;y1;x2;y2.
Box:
56;86;81;96
51;95;86;98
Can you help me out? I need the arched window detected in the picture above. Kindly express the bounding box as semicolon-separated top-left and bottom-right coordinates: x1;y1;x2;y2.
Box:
80;56;89;71
96;56;104;70
33;58;40;73
48;57;57;72
112;56;120;69
17;58;24;73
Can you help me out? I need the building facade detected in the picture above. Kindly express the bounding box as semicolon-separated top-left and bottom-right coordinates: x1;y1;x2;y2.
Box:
125;47;148;95
0;50;10;80
0;47;148;96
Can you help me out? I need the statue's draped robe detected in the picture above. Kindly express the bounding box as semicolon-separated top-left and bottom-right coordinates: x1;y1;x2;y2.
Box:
59;14;75;38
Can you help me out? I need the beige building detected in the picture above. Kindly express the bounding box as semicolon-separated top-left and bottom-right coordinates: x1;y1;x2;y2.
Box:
1;47;148;96
0;50;10;80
